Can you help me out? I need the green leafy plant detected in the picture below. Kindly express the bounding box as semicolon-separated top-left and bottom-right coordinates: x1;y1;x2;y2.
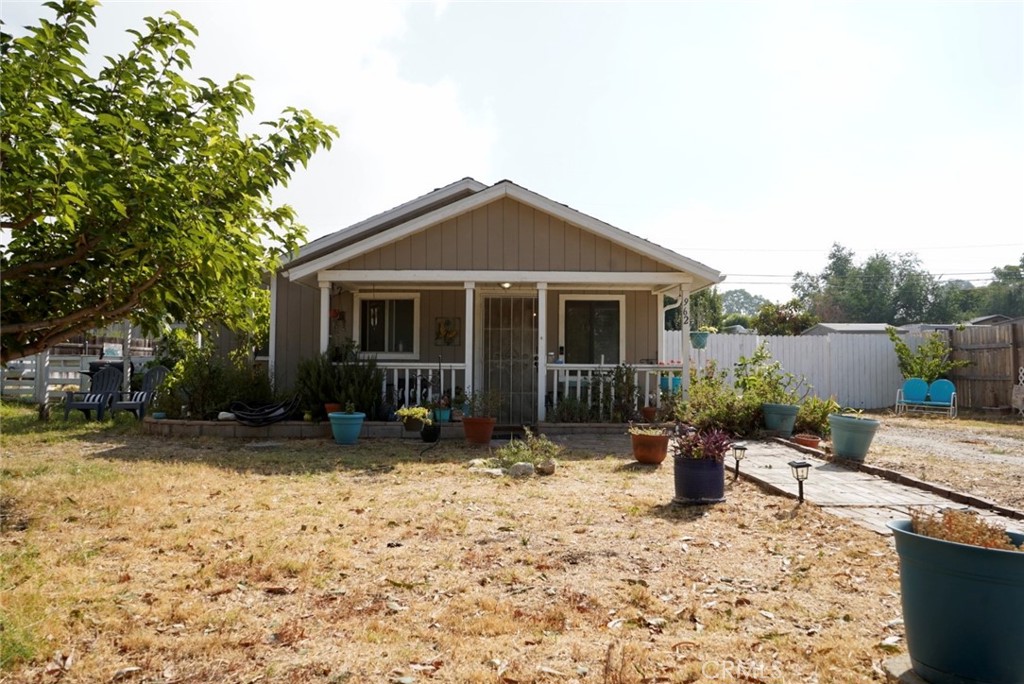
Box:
551;396;589;423
794;395;842;437
332;341;384;418
491;428;563;470
153;344;274;419
911;508;1022;552
465;389;502;418
672;428;733;462
734;342;809;405
627;424;670;436
677;361;760;436
295;352;342;421
886;327;971;382
396;405;431;426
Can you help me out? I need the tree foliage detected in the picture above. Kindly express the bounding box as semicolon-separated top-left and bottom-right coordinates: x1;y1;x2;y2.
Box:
885;326;970;382
0;0;337;363
721;289;768;316
751;299;819;336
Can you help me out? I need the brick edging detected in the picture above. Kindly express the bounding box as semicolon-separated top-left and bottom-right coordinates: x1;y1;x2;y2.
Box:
773;437;1024;521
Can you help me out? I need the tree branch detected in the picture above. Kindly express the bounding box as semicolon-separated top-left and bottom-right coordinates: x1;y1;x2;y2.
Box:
0;234;101;283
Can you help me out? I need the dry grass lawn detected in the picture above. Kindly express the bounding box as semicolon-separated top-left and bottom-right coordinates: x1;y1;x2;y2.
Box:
2;404;906;683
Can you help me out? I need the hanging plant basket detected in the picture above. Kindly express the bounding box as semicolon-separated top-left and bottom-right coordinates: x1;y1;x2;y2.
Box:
689;331;709;349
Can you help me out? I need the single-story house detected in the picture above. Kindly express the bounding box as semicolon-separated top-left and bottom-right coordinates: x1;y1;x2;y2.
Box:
270;178;723;424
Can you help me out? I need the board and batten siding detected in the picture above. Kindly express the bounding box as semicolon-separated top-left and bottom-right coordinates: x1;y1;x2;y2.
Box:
335;198;675;274
273;274;322;391
546;290;660;365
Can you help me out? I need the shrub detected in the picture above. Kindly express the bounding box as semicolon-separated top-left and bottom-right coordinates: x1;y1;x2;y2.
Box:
672;428;733;462
551;396;589;423
794;395;841;437
153;345;274;419
678;361;760;436
887;327;970;382
491;428;563;470
733;341;809;405
911;508;1022;551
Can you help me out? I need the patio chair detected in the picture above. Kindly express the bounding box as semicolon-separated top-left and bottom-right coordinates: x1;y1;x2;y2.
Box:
64;366;123;421
111;365;170;420
895;378;929;414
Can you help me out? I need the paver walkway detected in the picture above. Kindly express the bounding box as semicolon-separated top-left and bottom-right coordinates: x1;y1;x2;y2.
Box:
548;433;1024;536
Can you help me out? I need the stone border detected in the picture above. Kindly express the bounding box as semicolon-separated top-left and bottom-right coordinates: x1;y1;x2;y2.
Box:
775;437;1024;521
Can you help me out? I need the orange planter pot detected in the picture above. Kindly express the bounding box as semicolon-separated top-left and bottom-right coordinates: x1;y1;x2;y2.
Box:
462;416;496;445
641;406;658;423
630;433;670;464
792;434;821;449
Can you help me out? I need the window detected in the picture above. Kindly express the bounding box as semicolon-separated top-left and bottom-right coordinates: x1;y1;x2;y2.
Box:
559;295;624;364
355;294;419;358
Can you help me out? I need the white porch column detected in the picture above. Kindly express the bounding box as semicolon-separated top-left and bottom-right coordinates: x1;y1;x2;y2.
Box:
464;282;475;392
318;281;331;353
681;286;692;396
34;350;50;406
536;283;548;422
657;292;665;363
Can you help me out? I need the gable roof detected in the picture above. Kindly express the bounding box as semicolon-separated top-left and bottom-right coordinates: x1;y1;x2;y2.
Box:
282;178;723;290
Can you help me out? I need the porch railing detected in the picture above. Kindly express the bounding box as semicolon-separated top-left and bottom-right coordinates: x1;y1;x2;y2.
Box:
378;362;467;408
547;363;684;421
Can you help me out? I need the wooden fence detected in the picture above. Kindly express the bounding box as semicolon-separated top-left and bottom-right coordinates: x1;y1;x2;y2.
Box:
949;322;1024;409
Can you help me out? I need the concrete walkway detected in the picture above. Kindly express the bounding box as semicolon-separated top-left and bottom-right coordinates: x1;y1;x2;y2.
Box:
550;433;1024;536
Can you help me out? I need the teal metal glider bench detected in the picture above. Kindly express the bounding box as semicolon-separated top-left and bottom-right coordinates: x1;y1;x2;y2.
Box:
895;378;957;418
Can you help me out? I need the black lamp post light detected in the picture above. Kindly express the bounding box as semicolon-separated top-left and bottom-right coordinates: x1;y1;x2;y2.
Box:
788;460;811;503
730;442;747;478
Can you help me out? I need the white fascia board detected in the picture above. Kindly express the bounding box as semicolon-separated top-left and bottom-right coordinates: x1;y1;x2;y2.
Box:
286;177;487;266
318;269;694;286
287;183;508;282
502;183;724;285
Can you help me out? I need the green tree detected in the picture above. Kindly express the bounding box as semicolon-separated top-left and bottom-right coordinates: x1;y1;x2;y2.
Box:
751;299;819;336
690;288;723;331
721;289;768;316
886;326;970;382
722;313;752;330
975;254;1024;318
0;1;337;363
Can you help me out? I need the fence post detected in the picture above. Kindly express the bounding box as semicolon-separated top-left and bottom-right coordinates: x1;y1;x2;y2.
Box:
34;350;51;420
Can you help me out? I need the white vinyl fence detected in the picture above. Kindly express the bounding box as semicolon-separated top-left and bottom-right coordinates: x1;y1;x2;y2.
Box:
1;354;154;403
682;333;924;410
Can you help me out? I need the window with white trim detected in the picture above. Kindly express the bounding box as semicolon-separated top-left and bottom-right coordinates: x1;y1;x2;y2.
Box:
559;295;625;364
355;293;419;358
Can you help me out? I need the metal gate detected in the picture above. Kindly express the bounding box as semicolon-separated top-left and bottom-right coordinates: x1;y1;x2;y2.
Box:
483;296;537;425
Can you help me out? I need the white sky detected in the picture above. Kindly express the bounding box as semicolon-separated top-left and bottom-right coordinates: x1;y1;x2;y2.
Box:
4;0;1022;303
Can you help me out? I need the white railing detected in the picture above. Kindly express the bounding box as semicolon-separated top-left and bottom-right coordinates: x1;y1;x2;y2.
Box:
1;354;156;402
378;362;466;408
547;363;684;420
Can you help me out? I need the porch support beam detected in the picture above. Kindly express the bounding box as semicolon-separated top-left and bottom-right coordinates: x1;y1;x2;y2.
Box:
464;282;475;394
318;281;331;354
319;269;693;286
537;283;548;422
681;286;692;397
269;273;278;384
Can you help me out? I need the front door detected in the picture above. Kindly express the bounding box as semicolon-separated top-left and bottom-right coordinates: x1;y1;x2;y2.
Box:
483;295;537;426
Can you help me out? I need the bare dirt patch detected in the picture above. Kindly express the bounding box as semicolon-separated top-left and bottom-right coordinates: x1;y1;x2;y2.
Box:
1;421;906;683
864;414;1024;511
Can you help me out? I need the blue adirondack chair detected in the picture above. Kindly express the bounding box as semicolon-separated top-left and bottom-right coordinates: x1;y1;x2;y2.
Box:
64;366;123;420
111;365;170;420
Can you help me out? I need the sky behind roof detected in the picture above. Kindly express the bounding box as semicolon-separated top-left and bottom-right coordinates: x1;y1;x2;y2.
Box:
4;0;1022;303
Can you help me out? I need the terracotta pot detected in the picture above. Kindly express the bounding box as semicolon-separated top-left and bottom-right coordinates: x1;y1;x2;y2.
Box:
324;403;343;416
462;416;496;445
630;433;670;464
641;406;658;423
792;433;821;449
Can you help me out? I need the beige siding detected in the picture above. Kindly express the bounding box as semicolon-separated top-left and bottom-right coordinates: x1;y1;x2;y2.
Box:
333;198;675;273
273;274;322;391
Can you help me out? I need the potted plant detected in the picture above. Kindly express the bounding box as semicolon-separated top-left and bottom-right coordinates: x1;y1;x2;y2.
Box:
628;424;671;464
430;394;452;424
827;408;880;462
420;422;442;443
640;397;658;424
658;362;683;394
671;427;733;505
791;433;821;449
734;342;807;438
462;389;500;445
329;401;365;445
295;351;342;421
888;508;1023;684
689;325;716;350
396;405;431;432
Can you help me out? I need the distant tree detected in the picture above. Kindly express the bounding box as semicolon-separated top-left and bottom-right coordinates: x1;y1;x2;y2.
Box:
794;243;937;325
975;254;1024;318
0;1;337;363
751;300;819;336
721;289;768;316
690;288;723;331
722;313;752;330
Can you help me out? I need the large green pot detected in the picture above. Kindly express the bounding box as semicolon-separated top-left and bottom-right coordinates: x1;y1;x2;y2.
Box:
328;412;365;445
828;413;879;462
888;520;1024;684
762;403;799;437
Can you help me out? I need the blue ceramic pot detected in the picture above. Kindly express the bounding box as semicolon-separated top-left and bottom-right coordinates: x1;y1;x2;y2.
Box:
328;412;365;445
828;413;880;461
659;376;682;393
432;407;452;423
762;403;799;437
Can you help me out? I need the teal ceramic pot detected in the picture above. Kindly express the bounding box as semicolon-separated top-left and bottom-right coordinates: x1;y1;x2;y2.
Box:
659;376;682;393
689;331;709;349
328;412;365;445
888;520;1024;684
432;407;452;423
828;413;880;461
762;403;799;437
